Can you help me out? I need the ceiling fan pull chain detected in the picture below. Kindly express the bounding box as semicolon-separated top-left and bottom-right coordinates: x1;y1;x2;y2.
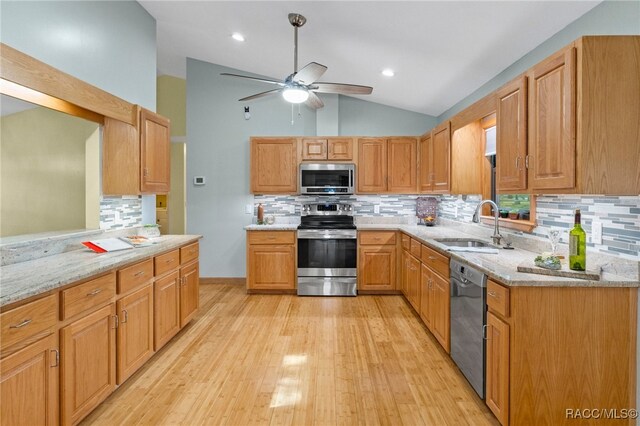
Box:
291;103;295;125
298;103;302;118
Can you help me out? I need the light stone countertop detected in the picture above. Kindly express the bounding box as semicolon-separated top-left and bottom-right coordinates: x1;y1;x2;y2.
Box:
0;235;202;308
245;223;639;288
244;224;299;231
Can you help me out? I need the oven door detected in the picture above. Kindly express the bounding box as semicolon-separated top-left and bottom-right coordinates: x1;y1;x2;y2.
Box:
297;230;357;277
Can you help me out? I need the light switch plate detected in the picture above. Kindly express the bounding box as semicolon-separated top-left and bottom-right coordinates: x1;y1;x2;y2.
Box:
245;204;253;214
374;205;380;214
592;221;603;245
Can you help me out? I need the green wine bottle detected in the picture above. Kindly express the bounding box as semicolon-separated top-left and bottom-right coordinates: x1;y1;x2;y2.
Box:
569;209;586;271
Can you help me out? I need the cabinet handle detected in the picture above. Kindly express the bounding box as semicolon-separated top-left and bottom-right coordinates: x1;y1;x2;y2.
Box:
143;168;149;177
165;258;174;263
121;309;128;323
9;319;31;329
113;315;119;329
134;270;145;277
525;155;530;169
410;266;417;271
428;256;437;260
190;250;196;254
482;324;489;340
87;288;102;296
51;349;59;368
488;291;498;298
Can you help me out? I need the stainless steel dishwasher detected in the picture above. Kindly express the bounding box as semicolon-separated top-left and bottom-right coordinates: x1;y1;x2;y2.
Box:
450;259;487;399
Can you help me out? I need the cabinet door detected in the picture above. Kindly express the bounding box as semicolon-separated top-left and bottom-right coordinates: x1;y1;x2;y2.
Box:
418;134;432;192
327;138;353;160
496;76;528;191
247;244;295;290
358;245;396;290
528;47;576;190
486;312;510;426
180;261;200;327
387;137;417;193
401;250;409;296
140;108;171;193
357;138;387;193
61;303;116;426
419;265;432;329
431;123;451;193
431;272;450;353
102;118;139;195
407;254;421;311
116;284;154;384
251;138;298;193
154;270;181;351
301;138;327;160
1;334;58;426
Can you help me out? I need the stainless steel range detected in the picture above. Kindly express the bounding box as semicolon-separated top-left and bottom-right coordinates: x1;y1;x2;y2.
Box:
297;203;357;296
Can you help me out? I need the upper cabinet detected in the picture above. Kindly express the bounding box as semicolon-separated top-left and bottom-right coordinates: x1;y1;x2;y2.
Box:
251;137;298;194
357;137;417;194
496;76;528;192
103;107;171;195
420;122;451;194
527;46;576;191
301;138;354;161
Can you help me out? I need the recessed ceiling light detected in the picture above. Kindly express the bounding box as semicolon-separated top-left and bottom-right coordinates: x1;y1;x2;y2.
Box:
231;33;245;42
382;69;395;77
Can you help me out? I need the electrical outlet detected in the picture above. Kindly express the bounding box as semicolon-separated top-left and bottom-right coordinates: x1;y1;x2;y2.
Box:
114;211;122;224
245;204;253;214
592;221;603;245
374;205;380;214
454;207;459;218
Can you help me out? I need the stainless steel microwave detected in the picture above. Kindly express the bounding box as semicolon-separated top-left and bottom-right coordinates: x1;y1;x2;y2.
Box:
299;163;355;195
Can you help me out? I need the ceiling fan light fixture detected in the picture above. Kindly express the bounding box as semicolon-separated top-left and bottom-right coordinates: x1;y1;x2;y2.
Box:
282;87;309;104
382;69;395;77
231;33;245;42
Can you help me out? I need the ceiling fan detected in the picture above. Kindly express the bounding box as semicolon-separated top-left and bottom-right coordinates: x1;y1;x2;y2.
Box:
221;13;373;109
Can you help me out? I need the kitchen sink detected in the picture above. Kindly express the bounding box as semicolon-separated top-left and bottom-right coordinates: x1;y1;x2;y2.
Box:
434;238;493;248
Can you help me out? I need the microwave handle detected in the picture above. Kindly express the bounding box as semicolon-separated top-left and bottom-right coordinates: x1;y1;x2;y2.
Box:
350;170;353;187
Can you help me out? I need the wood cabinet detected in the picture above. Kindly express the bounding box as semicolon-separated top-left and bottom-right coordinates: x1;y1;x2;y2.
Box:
116;284;154;384
496;76;528;192
358;137;417;194
301;138;353;161
358;231;397;291
102;107;171;195
486;312;510;426
419;244;451;353
419;123;450;194
61;303;116;425
405;253;420;311
527;46;576;191
250;138;298;194
179;260;199;327
419;264;433;330
1;334;58;426
246;231;296;291
154;270;181;351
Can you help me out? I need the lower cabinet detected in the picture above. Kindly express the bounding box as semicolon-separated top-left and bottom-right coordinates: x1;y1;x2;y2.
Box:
358;231;397;291
180;260;200;327
61;303;116;426
402;250;420;310
246;231;296;291
154;270;181;351
486;312;510;426
0;334;58;426
116;284;154;384
419;263;450;353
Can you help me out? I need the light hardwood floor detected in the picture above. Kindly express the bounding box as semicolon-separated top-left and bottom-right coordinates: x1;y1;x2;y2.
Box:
82;283;498;426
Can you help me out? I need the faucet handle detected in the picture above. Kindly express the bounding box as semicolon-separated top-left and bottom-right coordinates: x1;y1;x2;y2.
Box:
491;234;503;246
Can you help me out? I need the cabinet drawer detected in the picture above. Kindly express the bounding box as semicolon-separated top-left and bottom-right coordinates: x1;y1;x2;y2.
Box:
61;273;116;320
410;238;422;258
1;294;57;349
359;231;396;245
247;231;295;245
180;242;199;265
118;259;153;294
401;234;410;251
155;249;180;277
487;280;510;318
421;245;450;279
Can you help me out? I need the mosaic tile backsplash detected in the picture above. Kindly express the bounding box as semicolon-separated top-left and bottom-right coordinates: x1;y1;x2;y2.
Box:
255;194;640;260
100;196;142;230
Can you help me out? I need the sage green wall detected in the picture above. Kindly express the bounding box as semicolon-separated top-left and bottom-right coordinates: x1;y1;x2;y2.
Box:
438;0;640;122
1;107;99;236
157;76;187;137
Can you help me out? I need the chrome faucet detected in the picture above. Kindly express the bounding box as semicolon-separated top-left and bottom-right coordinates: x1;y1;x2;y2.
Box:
472;200;504;246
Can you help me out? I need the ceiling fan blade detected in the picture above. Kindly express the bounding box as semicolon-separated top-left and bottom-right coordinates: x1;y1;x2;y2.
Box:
312;82;373;95
220;73;285;86
305;91;324;109
238;89;281;102
293;62;327;85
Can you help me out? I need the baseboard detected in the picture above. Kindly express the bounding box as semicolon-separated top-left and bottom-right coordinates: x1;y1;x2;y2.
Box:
200;277;246;285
